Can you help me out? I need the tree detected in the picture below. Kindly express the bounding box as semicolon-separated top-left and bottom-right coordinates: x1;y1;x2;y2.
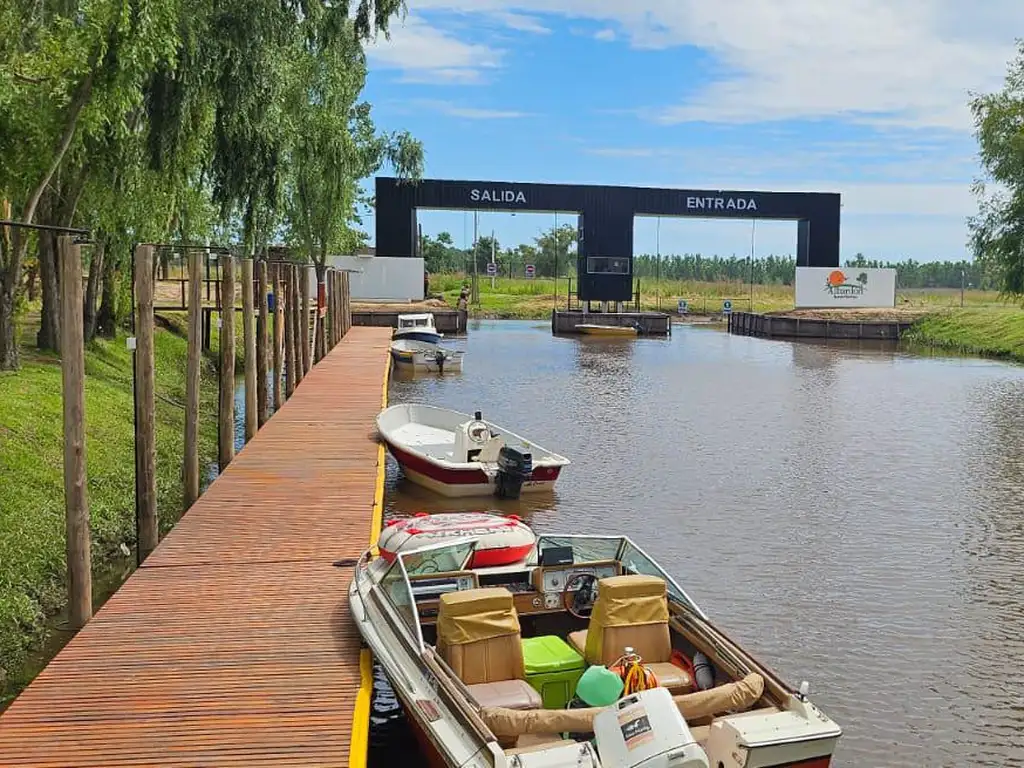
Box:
533;224;577;277
969;40;1024;297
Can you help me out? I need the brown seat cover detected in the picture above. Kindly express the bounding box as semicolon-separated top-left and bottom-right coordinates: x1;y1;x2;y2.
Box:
436;587;542;711
571;574;692;694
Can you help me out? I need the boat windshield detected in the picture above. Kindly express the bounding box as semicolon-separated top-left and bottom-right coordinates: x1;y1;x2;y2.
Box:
379;558;422;646
529;535;624;565
617;539;703;616
399;539;477;576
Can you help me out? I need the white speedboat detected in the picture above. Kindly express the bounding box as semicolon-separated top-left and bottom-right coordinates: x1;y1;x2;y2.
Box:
350;514;843;768
395;312;444;344
376;404;570;499
391;339;465;374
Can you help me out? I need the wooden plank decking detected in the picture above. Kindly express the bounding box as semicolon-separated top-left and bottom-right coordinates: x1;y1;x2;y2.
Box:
0;326;392;767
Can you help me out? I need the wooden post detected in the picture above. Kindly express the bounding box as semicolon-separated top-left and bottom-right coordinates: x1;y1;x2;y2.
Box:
342;271;351;336
218;255;235;471
133;245;159;561
291;264;304;386
60;236;92;628
300;265;312;374
256;260;270;426
241;258;257;442
272;263;285;408
334;271;342;343
284;265;296;398
184;251;201;509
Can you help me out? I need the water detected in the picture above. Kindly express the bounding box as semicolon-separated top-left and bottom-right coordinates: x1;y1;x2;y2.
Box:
372;320;1024;767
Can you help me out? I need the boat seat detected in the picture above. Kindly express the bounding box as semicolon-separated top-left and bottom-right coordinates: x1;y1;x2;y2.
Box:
437;587;542;711
567;574;693;695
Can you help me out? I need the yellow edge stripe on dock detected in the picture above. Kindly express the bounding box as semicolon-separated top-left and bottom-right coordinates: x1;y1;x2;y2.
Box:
350;354;391;767
347;649;374;768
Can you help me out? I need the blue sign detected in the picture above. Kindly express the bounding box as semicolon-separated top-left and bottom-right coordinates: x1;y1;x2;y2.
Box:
722;299;733;313
677;299;688;314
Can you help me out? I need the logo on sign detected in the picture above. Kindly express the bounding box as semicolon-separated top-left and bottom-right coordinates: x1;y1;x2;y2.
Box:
486;262;497;276
470;188;527;204
677;299;688;314
824;269;867;299
525;264;536;278
722;299;732;313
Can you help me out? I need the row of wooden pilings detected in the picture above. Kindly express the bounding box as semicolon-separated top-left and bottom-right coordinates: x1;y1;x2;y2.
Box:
56;238;351;632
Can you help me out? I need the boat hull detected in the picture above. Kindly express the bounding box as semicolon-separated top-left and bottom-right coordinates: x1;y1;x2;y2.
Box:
384;439;563;498
390;345;464;374
576;323;637;336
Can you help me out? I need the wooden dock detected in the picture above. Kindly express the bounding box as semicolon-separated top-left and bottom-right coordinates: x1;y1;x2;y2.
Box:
0;326;392;767
727;310;914;340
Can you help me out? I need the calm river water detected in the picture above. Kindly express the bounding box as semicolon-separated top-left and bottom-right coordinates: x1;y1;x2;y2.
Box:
371;319;1024;767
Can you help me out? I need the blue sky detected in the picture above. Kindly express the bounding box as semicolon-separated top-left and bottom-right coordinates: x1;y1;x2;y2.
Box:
361;2;1024;262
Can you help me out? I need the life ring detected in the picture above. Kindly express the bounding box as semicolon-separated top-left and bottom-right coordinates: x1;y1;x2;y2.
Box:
378;512;536;568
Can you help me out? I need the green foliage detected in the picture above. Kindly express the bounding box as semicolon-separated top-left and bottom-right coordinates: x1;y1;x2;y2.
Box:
969;40;1024;297
0;327;219;700
906;308;1024;361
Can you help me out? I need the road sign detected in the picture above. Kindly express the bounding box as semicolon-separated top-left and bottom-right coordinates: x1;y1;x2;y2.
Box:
525;264;536;278
677;299;688;314
722;299;733;314
486;262;497;276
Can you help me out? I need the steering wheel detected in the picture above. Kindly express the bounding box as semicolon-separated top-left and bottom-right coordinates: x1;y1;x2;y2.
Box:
562;572;599;620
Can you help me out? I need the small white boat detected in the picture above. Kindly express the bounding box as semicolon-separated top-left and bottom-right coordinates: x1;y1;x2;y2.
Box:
376;404;570;499
576;323;640;337
395;312;444;344
390;339;465;374
350;516;843;768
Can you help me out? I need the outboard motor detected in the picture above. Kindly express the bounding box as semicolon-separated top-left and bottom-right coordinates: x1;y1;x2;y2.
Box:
494;445;533;499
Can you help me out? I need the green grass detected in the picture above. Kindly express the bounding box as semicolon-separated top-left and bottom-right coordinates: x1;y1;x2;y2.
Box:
429;274;1012;319
906;307;1024;362
0;328;219;702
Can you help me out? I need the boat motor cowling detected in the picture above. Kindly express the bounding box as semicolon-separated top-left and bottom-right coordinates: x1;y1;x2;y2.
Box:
494;445;533;499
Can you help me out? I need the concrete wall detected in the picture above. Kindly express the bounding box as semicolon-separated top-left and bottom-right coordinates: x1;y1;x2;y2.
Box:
327;255;425;302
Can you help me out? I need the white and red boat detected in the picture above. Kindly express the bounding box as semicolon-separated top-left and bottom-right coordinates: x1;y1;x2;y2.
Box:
375;404;571;499
378;512;536;568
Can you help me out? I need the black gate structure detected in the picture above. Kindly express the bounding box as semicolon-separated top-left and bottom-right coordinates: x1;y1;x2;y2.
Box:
375;177;841;303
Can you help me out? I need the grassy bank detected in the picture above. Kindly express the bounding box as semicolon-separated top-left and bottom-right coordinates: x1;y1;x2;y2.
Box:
428;274;1011;320
0;327;219;703
905;308;1024;362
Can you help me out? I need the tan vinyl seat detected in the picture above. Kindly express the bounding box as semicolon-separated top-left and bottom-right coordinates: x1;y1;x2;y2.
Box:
567;574;693;694
437;587;542;711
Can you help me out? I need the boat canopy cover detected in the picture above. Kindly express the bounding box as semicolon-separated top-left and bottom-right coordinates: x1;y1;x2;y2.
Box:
479;673;765;739
437;587;521;646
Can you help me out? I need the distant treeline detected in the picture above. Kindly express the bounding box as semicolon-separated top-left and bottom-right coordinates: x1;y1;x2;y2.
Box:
632;254;993;290
422;230;991;290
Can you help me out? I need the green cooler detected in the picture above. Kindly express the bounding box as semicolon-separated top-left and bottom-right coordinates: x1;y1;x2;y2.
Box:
521;636;586;710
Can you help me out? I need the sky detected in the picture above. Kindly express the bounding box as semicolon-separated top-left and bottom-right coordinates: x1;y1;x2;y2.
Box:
360;1;1024;262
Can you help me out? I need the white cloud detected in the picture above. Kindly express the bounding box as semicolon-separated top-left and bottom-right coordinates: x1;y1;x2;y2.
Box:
397;0;1024;129
414;99;533;119
493;11;551;35
594;28;616;42
366;14;502;84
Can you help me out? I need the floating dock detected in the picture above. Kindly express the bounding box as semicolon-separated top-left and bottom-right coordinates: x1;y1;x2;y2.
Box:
728;311;914;340
352;307;466;334
0;327;392;767
552;309;672;336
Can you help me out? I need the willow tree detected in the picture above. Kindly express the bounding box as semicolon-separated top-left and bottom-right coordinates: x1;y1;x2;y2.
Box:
969;41;1024;297
286;14;423;285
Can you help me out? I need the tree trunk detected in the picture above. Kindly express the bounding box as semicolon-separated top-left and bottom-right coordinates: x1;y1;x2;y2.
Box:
83;235;105;342
0;272;19;370
96;255;120;337
36;230;61;353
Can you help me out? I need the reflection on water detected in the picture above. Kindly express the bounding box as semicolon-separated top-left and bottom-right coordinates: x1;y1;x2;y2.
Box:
371;321;1024;767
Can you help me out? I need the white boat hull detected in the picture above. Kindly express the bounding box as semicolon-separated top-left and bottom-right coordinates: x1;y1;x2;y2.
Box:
390;339;465;374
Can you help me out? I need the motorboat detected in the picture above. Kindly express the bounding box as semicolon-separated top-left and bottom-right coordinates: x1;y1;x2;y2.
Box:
391;338;465;374
375;404;570;499
576;324;640;337
395;312;444;344
350;515;843;768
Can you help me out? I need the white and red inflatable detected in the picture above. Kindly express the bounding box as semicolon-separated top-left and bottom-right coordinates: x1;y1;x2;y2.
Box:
378;512;536;568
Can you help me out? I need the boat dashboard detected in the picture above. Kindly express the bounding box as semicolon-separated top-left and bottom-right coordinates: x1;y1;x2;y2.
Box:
410;559;621;623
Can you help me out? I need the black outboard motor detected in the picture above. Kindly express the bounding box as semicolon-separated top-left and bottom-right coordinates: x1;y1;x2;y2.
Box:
494;446;533;499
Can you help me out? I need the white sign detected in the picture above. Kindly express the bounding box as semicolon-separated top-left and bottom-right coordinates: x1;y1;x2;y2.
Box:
486;262;497;276
795;267;896;308
677;299;688;314
686;196;758;212
470;188;527;204
525;264;536;278
722;299;732;313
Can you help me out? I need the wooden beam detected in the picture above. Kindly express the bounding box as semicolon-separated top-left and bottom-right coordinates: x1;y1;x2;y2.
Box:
218;255;235;471
184;250;202;508
241;258;257;442
256;260;270;427
133;244;159;561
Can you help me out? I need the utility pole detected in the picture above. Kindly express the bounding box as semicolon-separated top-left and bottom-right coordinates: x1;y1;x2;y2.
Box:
490;228;496;290
656;216;662;310
472;211;479;306
961;268;965;308
749;219;757;311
